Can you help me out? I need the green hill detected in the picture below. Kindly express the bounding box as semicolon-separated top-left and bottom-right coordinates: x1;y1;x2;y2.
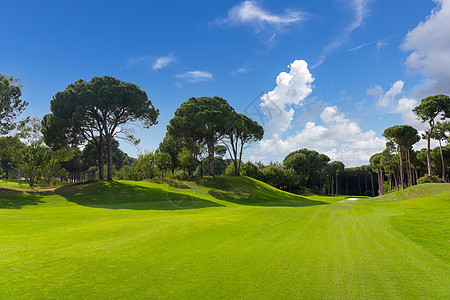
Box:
0;177;449;299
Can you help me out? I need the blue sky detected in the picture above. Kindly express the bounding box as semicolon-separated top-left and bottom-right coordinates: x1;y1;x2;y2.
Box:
2;0;449;167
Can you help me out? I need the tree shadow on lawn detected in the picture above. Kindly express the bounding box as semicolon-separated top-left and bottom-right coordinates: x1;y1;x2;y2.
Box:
55;181;224;211
0;188;46;209
197;177;328;208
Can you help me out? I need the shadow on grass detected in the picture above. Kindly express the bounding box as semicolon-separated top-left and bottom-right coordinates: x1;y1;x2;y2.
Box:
55;181;224;211
197;176;328;208
158;179;191;189
0;188;46;209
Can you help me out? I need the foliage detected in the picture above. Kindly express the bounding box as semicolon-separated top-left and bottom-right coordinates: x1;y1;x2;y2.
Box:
19;146;52;187
154;152;172;178
0;136;25;179
214;145;227;158
413;94;450;180
222;113;264;174
46;76;159;180
417;174;444;184
0;74;28;134
284;149;330;187
168;96;235;176
158;133;182;174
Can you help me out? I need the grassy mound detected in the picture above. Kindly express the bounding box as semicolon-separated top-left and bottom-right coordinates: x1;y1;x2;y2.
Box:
0;177;449;299
373;183;450;264
375;183;450;202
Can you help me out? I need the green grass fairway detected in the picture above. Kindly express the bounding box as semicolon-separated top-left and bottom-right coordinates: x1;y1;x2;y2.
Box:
1;178;449;299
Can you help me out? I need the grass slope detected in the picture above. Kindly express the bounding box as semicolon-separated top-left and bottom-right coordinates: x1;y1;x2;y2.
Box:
0;178;449;299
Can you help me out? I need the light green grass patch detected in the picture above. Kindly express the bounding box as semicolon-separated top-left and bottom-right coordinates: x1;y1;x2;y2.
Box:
0;178;449;299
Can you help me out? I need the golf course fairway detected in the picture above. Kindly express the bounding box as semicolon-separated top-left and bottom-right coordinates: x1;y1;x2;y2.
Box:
0;177;449;299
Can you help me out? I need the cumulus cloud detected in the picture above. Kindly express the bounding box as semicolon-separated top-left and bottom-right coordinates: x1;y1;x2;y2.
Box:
251;105;386;167
176;70;213;83
260;60;314;137
366;80;404;108
377;80;404;107
314;0;372;67
152;53;176;71
402;0;450;97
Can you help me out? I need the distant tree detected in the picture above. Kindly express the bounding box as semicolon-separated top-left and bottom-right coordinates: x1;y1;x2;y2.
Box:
168;96;235;176
381;141;398;190
81;138;132;176
132;152;157;180
178;147;196;175
0;74;28;134
413;94;450;180
43;147;75;185
430;121;450;181
383;125;419;189
158;133;182;174
0;136;25;178
17;117;44;147
328;161;345;196
155;152;171;179
284;149;330;188
20;146;51;187
222;114;264;174
370;153;384;195
45;76;159;180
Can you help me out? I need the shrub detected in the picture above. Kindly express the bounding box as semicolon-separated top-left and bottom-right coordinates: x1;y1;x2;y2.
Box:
417;174;444;184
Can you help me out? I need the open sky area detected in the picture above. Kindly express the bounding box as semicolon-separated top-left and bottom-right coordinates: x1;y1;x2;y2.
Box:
2;0;449;167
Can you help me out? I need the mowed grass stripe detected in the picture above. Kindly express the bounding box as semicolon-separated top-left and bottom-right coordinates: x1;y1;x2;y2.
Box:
0;179;449;299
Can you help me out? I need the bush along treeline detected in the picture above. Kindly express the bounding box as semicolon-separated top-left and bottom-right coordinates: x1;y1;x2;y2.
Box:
1;72;449;193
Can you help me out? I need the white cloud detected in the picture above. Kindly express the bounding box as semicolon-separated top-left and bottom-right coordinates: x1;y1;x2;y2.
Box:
402;0;450;97
366;84;384;98
126;56;150;68
366;80;404;108
176;70;213;83
251;105;386;167
152;53;176;71
231;66;251;75
218;1;303;27
216;1;304;41
377;80;404;107
314;0;372;67
260;60;314;137
346;39;388;52
126;53;176;71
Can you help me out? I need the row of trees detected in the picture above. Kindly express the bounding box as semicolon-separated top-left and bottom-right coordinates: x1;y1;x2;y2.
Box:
1;74;264;186
1;71;448;194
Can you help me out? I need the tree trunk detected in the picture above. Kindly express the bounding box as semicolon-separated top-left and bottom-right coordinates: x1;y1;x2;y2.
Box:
378;168;384;196
411;163;419;186
438;139;445;181
335;172;339;196
330;173;334;196
388;174;392;192
358;174;361;196
427;123;434;181
237;138;244;174
406;149;412;187
370;172;374;196
398;143;404;189
97;135;104;180
207;142;215;176
105;133;113;181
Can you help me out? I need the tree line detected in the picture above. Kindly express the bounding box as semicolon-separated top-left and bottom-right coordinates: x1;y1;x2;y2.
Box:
1;72;449;194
